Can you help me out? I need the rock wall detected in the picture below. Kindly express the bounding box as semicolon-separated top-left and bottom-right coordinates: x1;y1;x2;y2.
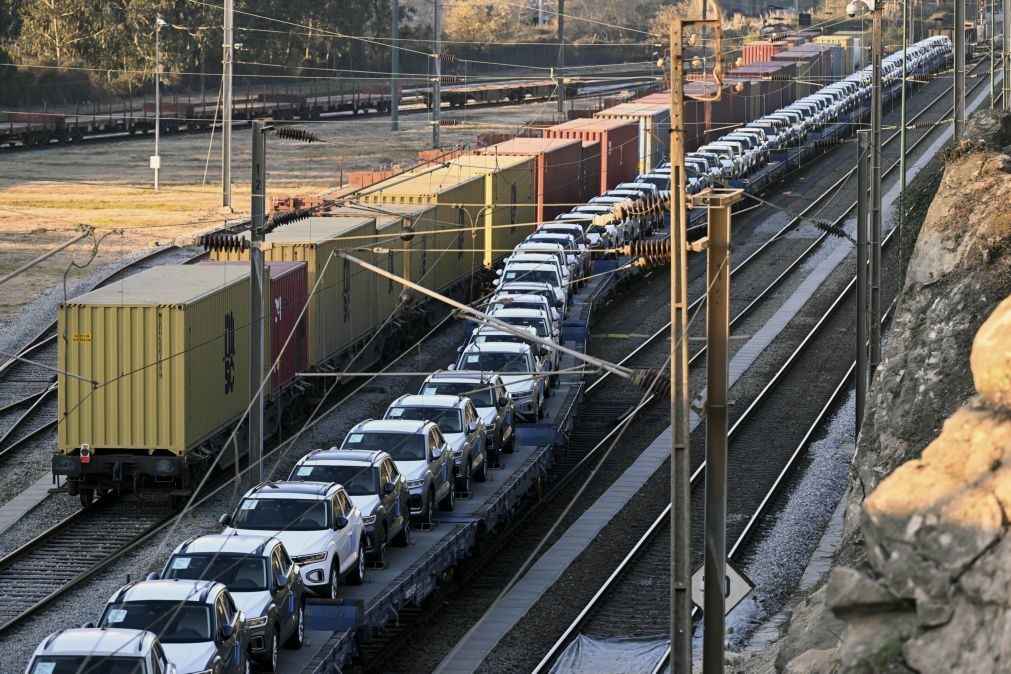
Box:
777;110;1011;672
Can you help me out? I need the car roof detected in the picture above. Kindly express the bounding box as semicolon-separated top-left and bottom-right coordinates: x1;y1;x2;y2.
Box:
299;448;388;466
353;418;429;434
462;342;528;354
110;579;223;605
489;307;547;318
172;533;279;557
424;371;502;385
490;293;549;304
390;393;466;409
35;628;158;658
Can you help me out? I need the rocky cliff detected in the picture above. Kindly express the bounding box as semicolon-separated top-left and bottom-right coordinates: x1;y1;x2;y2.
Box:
777;110;1011;672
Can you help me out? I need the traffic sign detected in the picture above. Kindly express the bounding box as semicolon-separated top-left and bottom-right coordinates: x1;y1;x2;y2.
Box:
691;561;754;615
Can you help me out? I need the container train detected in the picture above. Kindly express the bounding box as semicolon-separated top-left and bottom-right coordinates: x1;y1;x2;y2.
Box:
52;32;954;506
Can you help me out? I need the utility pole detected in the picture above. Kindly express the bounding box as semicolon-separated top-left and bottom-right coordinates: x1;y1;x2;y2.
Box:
991;0;996;107
153;17;166;191
668;18;693;674
899;0;908;256
391;0;400;131
557;0;565;115
700;189;740;674
954;0;965;141
249;121;266;485
1004;0;1010;110
222;0;234;208
432;0;442;148
869;1;882;375
856;130;869;433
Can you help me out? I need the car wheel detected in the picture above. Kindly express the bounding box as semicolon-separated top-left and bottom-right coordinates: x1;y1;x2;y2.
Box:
374;524;389;565
393;518;412;547
537;399;545;419
456;461;471;494
439;483;455;511
504;431;516;454
244;654;252;674
327;561;340;599
348;543;366;585
257;629;278;673
284;602;304;649
474;453;488;483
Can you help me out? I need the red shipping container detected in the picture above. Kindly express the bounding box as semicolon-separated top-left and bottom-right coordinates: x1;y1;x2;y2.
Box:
542;118;638;193
203;260;308;393
742;41;780;66
470;137;583;223
580;141;601;202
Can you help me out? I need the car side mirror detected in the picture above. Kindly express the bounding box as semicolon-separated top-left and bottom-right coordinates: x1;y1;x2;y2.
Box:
334;516;349;530
555;300;563;309
468;421;479;433
218;513;231;526
495;269;503;276
275;574;289;591
146;571;159;581
447;364;456;371
383;481;396;495
431;447;442;460
457;346;463;353
220;623;235;640
539;347;550;357
81;621;95;629
498;396;510;407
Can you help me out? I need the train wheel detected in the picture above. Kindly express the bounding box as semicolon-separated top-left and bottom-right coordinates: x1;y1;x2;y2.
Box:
79;488;95;508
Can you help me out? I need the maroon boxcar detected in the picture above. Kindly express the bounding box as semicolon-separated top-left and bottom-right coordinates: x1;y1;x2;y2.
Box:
542;118;638;193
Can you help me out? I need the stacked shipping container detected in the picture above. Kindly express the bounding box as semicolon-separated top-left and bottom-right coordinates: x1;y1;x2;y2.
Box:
542;117;639;193
592;102;671;174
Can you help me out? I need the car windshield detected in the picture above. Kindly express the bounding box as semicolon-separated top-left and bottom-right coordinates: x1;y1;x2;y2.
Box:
502;269;559;285
420;382;496;406
459;351;529;373
164;554;269;592
100;601;213;644
290;465;379;496
30;656;147;674
387;406;463;433
494;315;548;338
586;224;608;235
343;432;427;461
233;497;329;531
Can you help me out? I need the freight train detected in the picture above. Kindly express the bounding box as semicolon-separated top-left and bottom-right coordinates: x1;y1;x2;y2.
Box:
52;33;954;507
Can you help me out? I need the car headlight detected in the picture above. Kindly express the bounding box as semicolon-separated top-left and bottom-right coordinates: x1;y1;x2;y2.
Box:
362;514;377;525
245;616;269;629
486;422;497;433
406;478;425;489
292;551;327;564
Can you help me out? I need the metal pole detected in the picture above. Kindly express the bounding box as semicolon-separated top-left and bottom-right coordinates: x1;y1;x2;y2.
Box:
668;18;693;674
869;6;882;375
856;130;869;433
249;121;266;485
991;0;996;106
222;0;233;208
955;0;966;140
154;19;161;192
432;0;441;148
391;0;400;131
899;0;908;248
703;197;732;674
1004;0;1010;110
557;0;565;115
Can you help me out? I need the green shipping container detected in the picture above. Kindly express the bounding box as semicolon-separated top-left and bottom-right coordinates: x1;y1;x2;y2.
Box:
58;264;266;455
211;217;377;366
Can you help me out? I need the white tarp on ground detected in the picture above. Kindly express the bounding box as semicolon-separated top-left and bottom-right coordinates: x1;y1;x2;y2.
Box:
549;635;668;674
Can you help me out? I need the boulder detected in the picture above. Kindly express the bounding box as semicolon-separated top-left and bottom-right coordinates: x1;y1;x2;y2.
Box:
971;294;1011;410
774;587;845;670
784;648;839;674
824;567;903;616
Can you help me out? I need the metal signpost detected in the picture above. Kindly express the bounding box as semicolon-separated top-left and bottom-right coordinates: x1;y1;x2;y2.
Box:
392;0;400;131
223;0;234;208
249;122;267;485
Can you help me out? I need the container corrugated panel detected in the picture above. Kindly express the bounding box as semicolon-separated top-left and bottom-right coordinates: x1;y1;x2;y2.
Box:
58;264;265;454
743;41;780;66
543;117;638;193
211;217;378;366
580;141;601;202
772;49;822;97
204;261;308;393
815;35;855;74
470;137;583;224
444;154;539;261
321;204;437;309
593;102;671;174
357;170;486;290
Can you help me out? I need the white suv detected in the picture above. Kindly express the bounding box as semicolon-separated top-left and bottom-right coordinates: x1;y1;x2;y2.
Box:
221;481;365;598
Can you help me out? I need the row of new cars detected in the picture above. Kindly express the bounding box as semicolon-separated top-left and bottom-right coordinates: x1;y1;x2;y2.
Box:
26;156;623;674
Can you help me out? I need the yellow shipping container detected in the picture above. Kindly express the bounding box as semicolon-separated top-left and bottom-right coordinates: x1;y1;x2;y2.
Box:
355;171;485;291
211;217;377;366
320;204;439;319
442;155;538;264
58;264;265;455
